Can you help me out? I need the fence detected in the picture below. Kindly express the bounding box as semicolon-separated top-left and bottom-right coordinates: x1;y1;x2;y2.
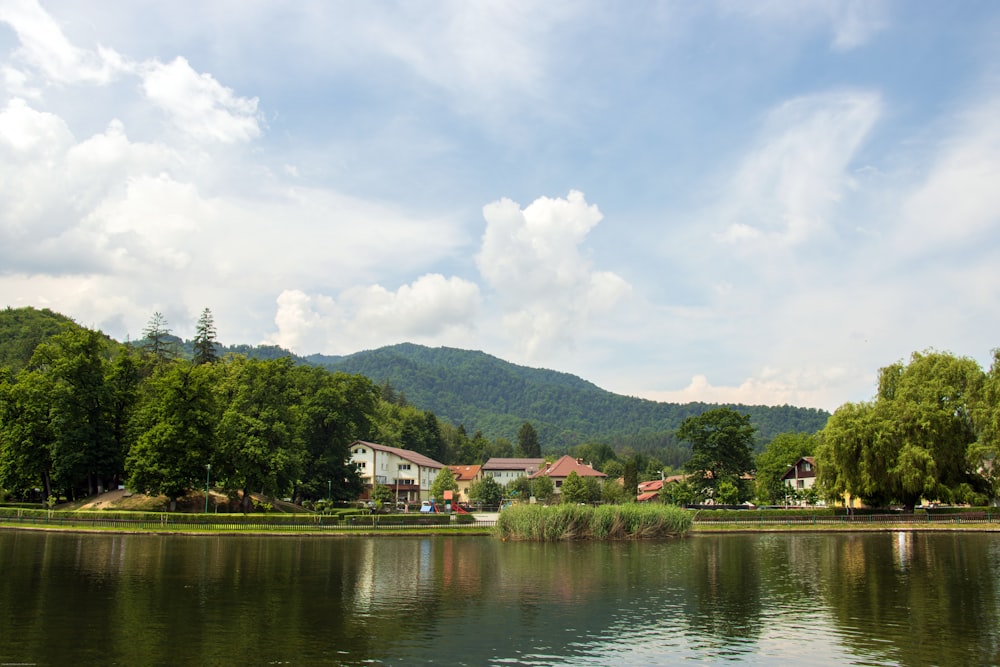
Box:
0;508;499;532
691;511;998;526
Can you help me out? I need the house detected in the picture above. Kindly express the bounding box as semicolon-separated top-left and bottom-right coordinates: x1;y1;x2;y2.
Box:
349;440;444;504
531;455;606;495
448;464;482;504
637;474;690;502
782;456;817;493
481;458;545;487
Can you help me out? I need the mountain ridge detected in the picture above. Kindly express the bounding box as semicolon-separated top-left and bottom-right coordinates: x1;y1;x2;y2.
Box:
0;307;830;457
309;342;830;451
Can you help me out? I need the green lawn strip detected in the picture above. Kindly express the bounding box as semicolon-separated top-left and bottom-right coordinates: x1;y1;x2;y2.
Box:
0;521;494;536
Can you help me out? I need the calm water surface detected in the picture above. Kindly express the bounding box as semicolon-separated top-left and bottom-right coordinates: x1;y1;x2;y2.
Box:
1;530;998;666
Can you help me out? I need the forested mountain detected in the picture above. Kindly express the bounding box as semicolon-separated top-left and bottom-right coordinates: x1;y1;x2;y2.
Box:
1;307;829;467
308;343;830;452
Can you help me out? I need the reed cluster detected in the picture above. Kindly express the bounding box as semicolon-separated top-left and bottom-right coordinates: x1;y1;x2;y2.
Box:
495;503;692;541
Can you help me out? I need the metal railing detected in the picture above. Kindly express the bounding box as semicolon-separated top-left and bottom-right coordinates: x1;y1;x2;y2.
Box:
692;511;998;526
0;510;499;532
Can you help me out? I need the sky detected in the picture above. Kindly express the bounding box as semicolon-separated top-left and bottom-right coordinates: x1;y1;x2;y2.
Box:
1;1;999;412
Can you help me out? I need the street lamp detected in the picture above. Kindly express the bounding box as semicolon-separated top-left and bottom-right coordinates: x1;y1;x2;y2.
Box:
204;464;212;514
328;479;331;502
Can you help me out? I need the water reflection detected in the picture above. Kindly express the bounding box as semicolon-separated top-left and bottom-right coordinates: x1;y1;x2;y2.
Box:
1;531;999;666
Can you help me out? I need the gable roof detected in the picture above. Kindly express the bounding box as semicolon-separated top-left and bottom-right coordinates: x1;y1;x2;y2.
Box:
531;455;607;479
448;464;481;482
781;456;817;480
481;458;545;473
350;440;444;469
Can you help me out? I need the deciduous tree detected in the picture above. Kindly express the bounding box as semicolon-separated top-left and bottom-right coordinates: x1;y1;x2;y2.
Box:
429;466;458;504
469;475;503;506
679;407;755;502
817;350;987;511
126;362;218;510
560;471;588;503
216;357;304;512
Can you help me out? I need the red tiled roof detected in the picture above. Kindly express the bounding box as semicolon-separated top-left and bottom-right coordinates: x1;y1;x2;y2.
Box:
448;465;481;481
350;440;444;469
638;479;664;492
637;492;659;502
531;455;607;479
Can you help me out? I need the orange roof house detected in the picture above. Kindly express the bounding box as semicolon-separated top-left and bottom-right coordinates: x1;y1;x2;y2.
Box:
448;464;482;504
531;456;606;494
637;474;691;502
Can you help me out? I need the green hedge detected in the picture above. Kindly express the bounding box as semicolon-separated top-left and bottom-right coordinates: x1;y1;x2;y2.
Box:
0;507;350;526
345;513;450;526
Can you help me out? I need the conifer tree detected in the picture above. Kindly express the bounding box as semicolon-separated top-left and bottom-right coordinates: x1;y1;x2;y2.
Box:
192;308;219;365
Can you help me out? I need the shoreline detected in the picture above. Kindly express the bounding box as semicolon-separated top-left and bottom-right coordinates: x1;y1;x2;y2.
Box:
3;522;998;537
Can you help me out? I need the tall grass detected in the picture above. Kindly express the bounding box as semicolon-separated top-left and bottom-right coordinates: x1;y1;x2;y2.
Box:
495;503;692;541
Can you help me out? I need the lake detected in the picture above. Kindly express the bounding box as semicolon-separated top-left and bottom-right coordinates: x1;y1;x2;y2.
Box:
1;530;998;666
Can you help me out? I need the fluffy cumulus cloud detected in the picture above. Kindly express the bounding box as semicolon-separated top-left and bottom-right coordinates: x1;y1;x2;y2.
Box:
2;1;999;412
269;275;482;354
476;190;632;358
139;57;261;144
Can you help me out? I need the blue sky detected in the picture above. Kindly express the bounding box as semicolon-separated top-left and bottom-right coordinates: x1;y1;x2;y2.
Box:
1;1;999;412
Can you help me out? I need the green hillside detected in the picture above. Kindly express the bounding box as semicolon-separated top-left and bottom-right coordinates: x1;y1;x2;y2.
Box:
1;308;830;458
309;343;830;451
0;307;86;373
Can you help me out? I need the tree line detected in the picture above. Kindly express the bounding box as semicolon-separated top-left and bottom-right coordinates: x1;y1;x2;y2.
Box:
684;349;1000;510
0;309;587;509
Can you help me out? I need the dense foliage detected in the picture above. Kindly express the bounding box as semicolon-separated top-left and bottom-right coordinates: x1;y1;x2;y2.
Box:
313;343;830;457
754;432;817;504
679;407;756;503
817;350;998;511
0;312;388;507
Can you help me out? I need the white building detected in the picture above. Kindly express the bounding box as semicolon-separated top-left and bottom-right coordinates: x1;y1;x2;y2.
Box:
349;440;444;504
481;458;546;487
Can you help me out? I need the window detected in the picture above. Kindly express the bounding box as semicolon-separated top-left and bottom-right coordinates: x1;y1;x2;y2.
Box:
797;480;805;489
398;464;411;471
356;462;366;469
354;448;366;455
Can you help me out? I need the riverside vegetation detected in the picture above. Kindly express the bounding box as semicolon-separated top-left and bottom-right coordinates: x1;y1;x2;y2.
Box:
495;503;692;541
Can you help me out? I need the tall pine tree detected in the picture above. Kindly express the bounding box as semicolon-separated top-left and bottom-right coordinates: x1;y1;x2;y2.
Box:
192;308;219;365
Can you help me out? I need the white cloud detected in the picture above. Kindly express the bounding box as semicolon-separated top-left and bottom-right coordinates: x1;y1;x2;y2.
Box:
139;56;261;143
269;275;481;354
476;190;632;358
898;95;1000;255
0;0;128;87
355;1;576;110
714;90;882;250
640;364;857;411
718;0;889;52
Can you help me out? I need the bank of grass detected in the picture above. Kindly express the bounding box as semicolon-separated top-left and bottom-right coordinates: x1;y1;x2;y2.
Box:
495;503;692;541
0;507;494;536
